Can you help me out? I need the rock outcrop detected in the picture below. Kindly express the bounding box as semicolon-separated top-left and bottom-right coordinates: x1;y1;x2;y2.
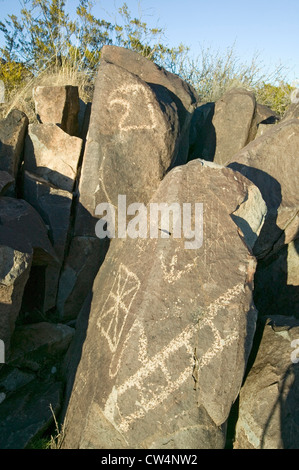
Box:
57;44;199;321
33;85;80;136
234;316;299;449
0;44;298;449
226;118;299;259
61;159;264;449
188;88;257;164
0;109;28;193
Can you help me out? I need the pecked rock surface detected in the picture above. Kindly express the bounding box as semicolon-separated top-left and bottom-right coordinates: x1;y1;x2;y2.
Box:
58;45;199;321
61;159;266;449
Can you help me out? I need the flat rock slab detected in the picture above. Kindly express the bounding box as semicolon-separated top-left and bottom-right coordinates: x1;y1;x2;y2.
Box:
191;88;256;165
100;45;198;116
0;366;35;394
24;123;82;192
234;315;299;449
226;118;299;259
56;236;109;322
0;109;28;179
61;160;264;449
33;85;80;136
75;45;198;237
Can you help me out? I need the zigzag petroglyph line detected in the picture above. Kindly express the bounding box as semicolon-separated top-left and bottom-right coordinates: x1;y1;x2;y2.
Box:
103;282;245;433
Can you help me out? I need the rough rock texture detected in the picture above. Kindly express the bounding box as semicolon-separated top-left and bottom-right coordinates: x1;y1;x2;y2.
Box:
58;45;198;321
0;197;58;358
227;118;299;259
253;238;299;318
189;88;256;165
100;45;197;124
61;159;265;449
283;90;299;121
24;123;82;193
234;316;299;449
0;197;57;265
0;367;35;394
56;236;109;321
8;322;75;371
249;103;280;141
33;85;80;136
0;109;28;181
0;243;32;359
0;171;14;196
23;171;73;312
0;380;63;449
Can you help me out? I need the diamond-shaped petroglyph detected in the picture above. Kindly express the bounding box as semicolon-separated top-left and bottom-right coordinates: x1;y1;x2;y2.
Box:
97;264;141;353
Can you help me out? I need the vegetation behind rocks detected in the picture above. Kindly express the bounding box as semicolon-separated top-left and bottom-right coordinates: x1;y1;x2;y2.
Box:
0;0;294;119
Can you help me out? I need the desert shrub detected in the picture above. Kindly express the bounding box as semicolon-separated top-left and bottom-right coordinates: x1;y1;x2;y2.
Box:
0;0;293;119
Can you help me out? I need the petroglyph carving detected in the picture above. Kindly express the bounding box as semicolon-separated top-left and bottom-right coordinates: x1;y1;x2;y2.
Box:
108;83;158;133
97;264;141;354
159;248;199;284
103;283;244;433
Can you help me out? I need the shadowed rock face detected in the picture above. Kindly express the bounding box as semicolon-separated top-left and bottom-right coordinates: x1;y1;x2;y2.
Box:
0;171;14;196
0;197;57;359
234;315;299;449
188;88;256;165
226;118;299;260
61;160;265;449
0;110;28;189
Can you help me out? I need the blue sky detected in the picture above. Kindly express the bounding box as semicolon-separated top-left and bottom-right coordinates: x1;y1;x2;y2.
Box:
0;0;298;83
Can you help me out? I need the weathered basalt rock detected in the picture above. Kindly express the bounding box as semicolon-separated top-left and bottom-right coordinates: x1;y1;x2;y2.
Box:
8;322;75;371
227;118;299;259
33;85;80;136
0;109;28;188
61;159;265;449
59;45;198;321
234;315;299;449
0;380;63;449
0;197;57;265
24;123;82;193
0;171;14;196
189;88;256;164
0;241;32;360
22;170;73;312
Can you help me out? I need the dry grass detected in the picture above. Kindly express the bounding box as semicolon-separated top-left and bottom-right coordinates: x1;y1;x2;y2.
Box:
0;62;94;122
